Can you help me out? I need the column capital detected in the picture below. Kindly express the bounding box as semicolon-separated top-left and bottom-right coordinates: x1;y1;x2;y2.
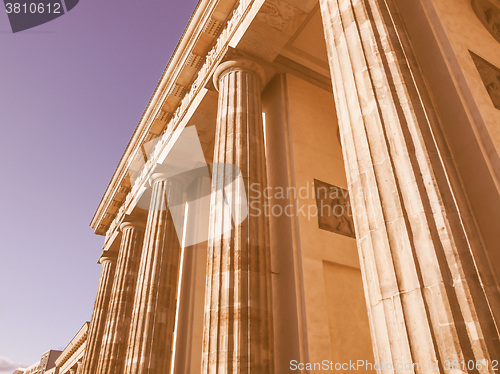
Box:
149;171;188;190
213;58;266;91
149;172;169;185
119;219;146;232
98;250;118;264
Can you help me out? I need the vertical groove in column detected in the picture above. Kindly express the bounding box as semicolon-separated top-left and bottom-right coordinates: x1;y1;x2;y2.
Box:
319;0;500;370
96;221;145;374
201;60;273;374
81;252;117;374
124;177;182;374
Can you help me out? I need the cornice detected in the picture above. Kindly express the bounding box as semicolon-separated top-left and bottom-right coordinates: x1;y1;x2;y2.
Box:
55;322;89;368
90;0;240;236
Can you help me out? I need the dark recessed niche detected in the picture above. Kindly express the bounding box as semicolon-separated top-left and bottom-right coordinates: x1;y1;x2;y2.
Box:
470;51;500;110
314;179;355;238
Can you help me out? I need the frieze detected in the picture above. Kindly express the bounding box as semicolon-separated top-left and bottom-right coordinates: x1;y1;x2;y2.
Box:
258;1;303;33
472;0;500;43
470;51;500;109
314;179;355;238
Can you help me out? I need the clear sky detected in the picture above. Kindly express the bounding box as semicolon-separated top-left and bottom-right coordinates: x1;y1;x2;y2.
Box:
0;0;199;372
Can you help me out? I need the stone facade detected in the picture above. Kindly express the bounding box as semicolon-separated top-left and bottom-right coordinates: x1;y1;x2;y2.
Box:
18;350;62;374
77;0;500;373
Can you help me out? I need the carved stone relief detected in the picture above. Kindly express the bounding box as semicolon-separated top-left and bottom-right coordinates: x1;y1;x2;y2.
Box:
314;179;355;238
470;51;500;109
472;0;500;43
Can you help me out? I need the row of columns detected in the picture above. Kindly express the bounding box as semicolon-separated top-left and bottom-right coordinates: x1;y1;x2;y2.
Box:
81;0;500;372
97;219;144;374
81;58;273;374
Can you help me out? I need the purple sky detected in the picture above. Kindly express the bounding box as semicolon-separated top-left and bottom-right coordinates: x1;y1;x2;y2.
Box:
0;0;199;371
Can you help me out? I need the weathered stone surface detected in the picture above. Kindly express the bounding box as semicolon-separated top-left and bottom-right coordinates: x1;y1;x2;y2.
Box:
72;2;500;374
123;175;182;374
319;0;500;369
96;221;145;374
80;252;117;374
201;59;274;374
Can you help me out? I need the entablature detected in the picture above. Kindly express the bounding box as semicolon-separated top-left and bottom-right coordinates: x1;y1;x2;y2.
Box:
94;0;327;246
98;0;266;245
91;0;242;236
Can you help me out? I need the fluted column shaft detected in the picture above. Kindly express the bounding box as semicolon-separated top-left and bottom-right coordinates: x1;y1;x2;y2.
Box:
97;220;145;374
81;251;117;374
76;361;82;374
201;60;273;374
124;175;183;374
319;0;499;371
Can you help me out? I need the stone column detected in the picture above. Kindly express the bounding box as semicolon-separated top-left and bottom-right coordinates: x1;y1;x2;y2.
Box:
201;59;273;374
124;173;183;374
319;0;499;371
81;251;117;374
96;219;145;374
76;361;83;374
